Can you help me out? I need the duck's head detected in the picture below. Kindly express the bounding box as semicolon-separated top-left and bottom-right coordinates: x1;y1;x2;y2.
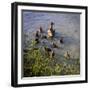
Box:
51;22;54;25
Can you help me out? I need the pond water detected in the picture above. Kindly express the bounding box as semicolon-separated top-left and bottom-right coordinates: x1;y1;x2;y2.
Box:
22;11;80;59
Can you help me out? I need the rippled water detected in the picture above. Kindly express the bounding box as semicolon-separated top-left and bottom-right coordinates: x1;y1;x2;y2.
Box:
22;11;80;58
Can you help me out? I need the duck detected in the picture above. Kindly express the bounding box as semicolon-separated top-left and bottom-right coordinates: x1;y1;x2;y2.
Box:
50;50;55;58
41;35;47;39
35;30;40;38
64;51;70;59
60;37;64;44
47;29;53;38
52;42;59;48
39;26;43;33
50;22;54;30
47;22;55;38
43;47;55;58
44;47;52;52
35;38;39;44
50;22;55;36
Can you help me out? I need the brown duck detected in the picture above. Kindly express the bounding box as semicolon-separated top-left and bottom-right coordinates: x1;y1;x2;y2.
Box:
64;51;70;59
52;42;58;48
44;47;55;58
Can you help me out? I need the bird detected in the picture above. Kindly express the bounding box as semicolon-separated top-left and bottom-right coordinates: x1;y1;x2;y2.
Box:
41;35;47;39
50;22;54;30
60;37;64;44
64;51;70;59
43;47;54;58
47;22;55;38
39;26;43;33
44;47;52;52
35;31;40;38
47;29;53;38
52;42;59;48
35;38;39;44
50;50;55;59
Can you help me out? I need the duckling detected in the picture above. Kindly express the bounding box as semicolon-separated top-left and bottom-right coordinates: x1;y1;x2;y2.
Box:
39;26;43;33
43;47;55;58
44;47;51;55
60;37;64;44
50;50;55;58
35;38;39;44
35;31;40;38
47;22;55;38
41;35;47;39
47;29;53;38
44;47;52;52
64;51;70;59
52;42;58;48
50;22;55;36
50;22;54;29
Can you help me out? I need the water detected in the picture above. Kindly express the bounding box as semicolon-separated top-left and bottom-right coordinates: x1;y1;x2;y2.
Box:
22;11;80;59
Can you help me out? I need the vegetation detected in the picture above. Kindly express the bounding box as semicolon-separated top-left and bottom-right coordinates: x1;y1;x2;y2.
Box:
23;40;80;77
